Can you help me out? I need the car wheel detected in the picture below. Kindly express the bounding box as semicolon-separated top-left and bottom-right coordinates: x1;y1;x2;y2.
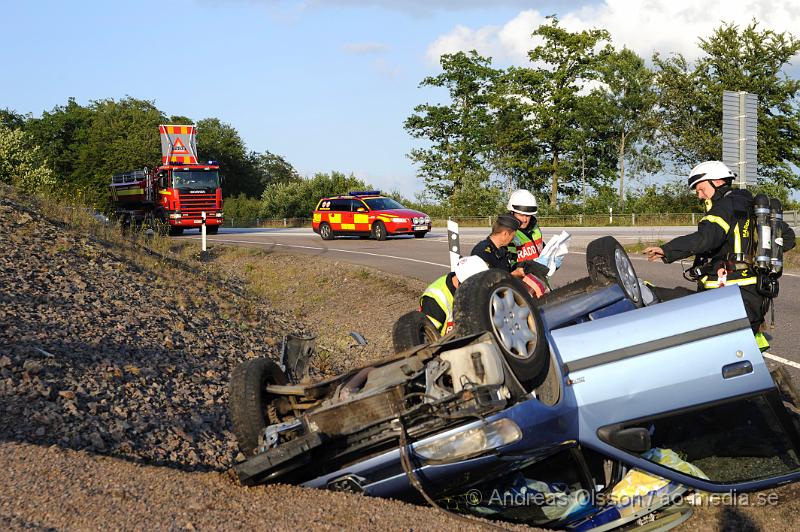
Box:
372;221;387;241
392;311;440;353
168;226;184;236
319;222;334;240
229;357;289;456
453;269;547;382
586;236;643;307
414;231;427;239
206;225;219;235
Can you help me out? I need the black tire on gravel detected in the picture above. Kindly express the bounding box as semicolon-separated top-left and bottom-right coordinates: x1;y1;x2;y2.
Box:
206;225;219;235
319;222;334;240
586;236;643;307
453;269;548;382
392;310;440;353
372;221;387;241
229;358;289;456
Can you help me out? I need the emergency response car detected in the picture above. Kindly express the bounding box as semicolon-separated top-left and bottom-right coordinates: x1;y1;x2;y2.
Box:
312;191;431;240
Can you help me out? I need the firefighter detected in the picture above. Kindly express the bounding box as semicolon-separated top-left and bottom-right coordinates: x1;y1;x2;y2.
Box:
419;255;489;335
470;214;525;278
643;161;796;348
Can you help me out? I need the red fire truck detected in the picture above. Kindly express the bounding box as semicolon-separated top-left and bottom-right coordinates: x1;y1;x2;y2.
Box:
109;125;224;235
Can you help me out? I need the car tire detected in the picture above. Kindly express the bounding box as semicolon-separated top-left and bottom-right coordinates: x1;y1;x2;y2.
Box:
414;231;427;239
229;357;289;456
586;236;643;307
453;269;548;382
319;222;334;240
168;226;184;236
372;221;387;241
206;225;219;235
392;311;440;353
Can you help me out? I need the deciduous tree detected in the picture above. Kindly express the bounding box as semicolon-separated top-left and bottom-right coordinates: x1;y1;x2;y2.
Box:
404;51;499;203
654;21;800;189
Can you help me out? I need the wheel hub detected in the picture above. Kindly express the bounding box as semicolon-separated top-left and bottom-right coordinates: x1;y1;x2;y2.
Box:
489;287;537;359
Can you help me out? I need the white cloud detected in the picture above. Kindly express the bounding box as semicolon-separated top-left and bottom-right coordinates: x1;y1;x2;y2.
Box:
426;0;800;66
342;42;389;54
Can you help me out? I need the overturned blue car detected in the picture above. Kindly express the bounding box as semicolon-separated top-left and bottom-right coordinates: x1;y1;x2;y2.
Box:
229;237;800;530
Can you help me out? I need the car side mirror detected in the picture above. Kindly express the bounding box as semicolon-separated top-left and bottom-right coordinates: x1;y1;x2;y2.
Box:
600;426;651;453
357;207;366;212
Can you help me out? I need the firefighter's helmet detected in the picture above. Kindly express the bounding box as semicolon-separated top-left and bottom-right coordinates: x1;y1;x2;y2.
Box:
507;189;538;215
687;161;735;190
454;255;489;282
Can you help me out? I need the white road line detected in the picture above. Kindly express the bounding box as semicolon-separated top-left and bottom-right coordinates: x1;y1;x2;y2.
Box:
195;237;451;268
763;352;800;370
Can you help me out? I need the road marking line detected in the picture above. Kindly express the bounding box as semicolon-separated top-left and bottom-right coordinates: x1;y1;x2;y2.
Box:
203;236;799;278
195;237;451;268
763;352;800;370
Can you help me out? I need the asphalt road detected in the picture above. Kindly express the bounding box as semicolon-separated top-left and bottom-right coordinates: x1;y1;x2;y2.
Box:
184;226;800;381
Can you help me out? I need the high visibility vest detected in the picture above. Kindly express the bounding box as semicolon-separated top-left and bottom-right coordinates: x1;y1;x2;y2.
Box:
509;225;543;266
419;275;454;335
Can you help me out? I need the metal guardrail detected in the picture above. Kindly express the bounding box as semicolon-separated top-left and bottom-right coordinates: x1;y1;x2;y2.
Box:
221;210;799;229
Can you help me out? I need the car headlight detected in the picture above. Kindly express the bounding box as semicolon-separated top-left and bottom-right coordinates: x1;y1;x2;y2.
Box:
414;418;522;464
412;217;420;224
216;212;224;218
391;217;407;223
169;213;182;219
424;216;431;224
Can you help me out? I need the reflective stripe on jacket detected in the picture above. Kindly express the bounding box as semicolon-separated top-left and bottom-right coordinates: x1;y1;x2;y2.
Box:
509;224;544;267
419;275;454;335
661;188;756;288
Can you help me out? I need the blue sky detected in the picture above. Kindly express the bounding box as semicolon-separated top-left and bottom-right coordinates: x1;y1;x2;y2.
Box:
2;0;798;198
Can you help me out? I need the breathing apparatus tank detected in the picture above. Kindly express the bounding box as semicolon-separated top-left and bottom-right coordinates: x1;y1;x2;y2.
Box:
753;193;771;272
770;198;784;277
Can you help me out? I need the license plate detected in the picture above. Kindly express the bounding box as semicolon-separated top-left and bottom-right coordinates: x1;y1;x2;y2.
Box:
414;225;428;231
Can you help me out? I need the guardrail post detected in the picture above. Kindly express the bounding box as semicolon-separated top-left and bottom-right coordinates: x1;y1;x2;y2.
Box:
579;214;583;225
201;211;207;252
284;218;287;227
632;213;635;226
691;213;695;225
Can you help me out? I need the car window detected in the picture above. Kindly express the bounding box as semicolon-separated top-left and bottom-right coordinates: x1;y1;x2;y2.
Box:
353;200;368;212
364;197;405;210
329;199;350;211
603;391;800;484
443;447;590;527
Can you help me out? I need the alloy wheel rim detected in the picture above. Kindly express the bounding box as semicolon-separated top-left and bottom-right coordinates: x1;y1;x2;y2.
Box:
488;286;537;359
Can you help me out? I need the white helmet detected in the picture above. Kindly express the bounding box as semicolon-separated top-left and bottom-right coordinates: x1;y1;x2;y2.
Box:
507;189;538;215
454;255;489;282
687;161;735;190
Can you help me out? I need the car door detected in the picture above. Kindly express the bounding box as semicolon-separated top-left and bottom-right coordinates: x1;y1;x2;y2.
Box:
352;199;371;232
549;286;800;493
326;199;349;231
338;199;356;231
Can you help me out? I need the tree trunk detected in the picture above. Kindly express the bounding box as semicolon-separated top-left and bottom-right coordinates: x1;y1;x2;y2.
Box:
550;152;559;210
618;130;626;210
581;152;586;211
